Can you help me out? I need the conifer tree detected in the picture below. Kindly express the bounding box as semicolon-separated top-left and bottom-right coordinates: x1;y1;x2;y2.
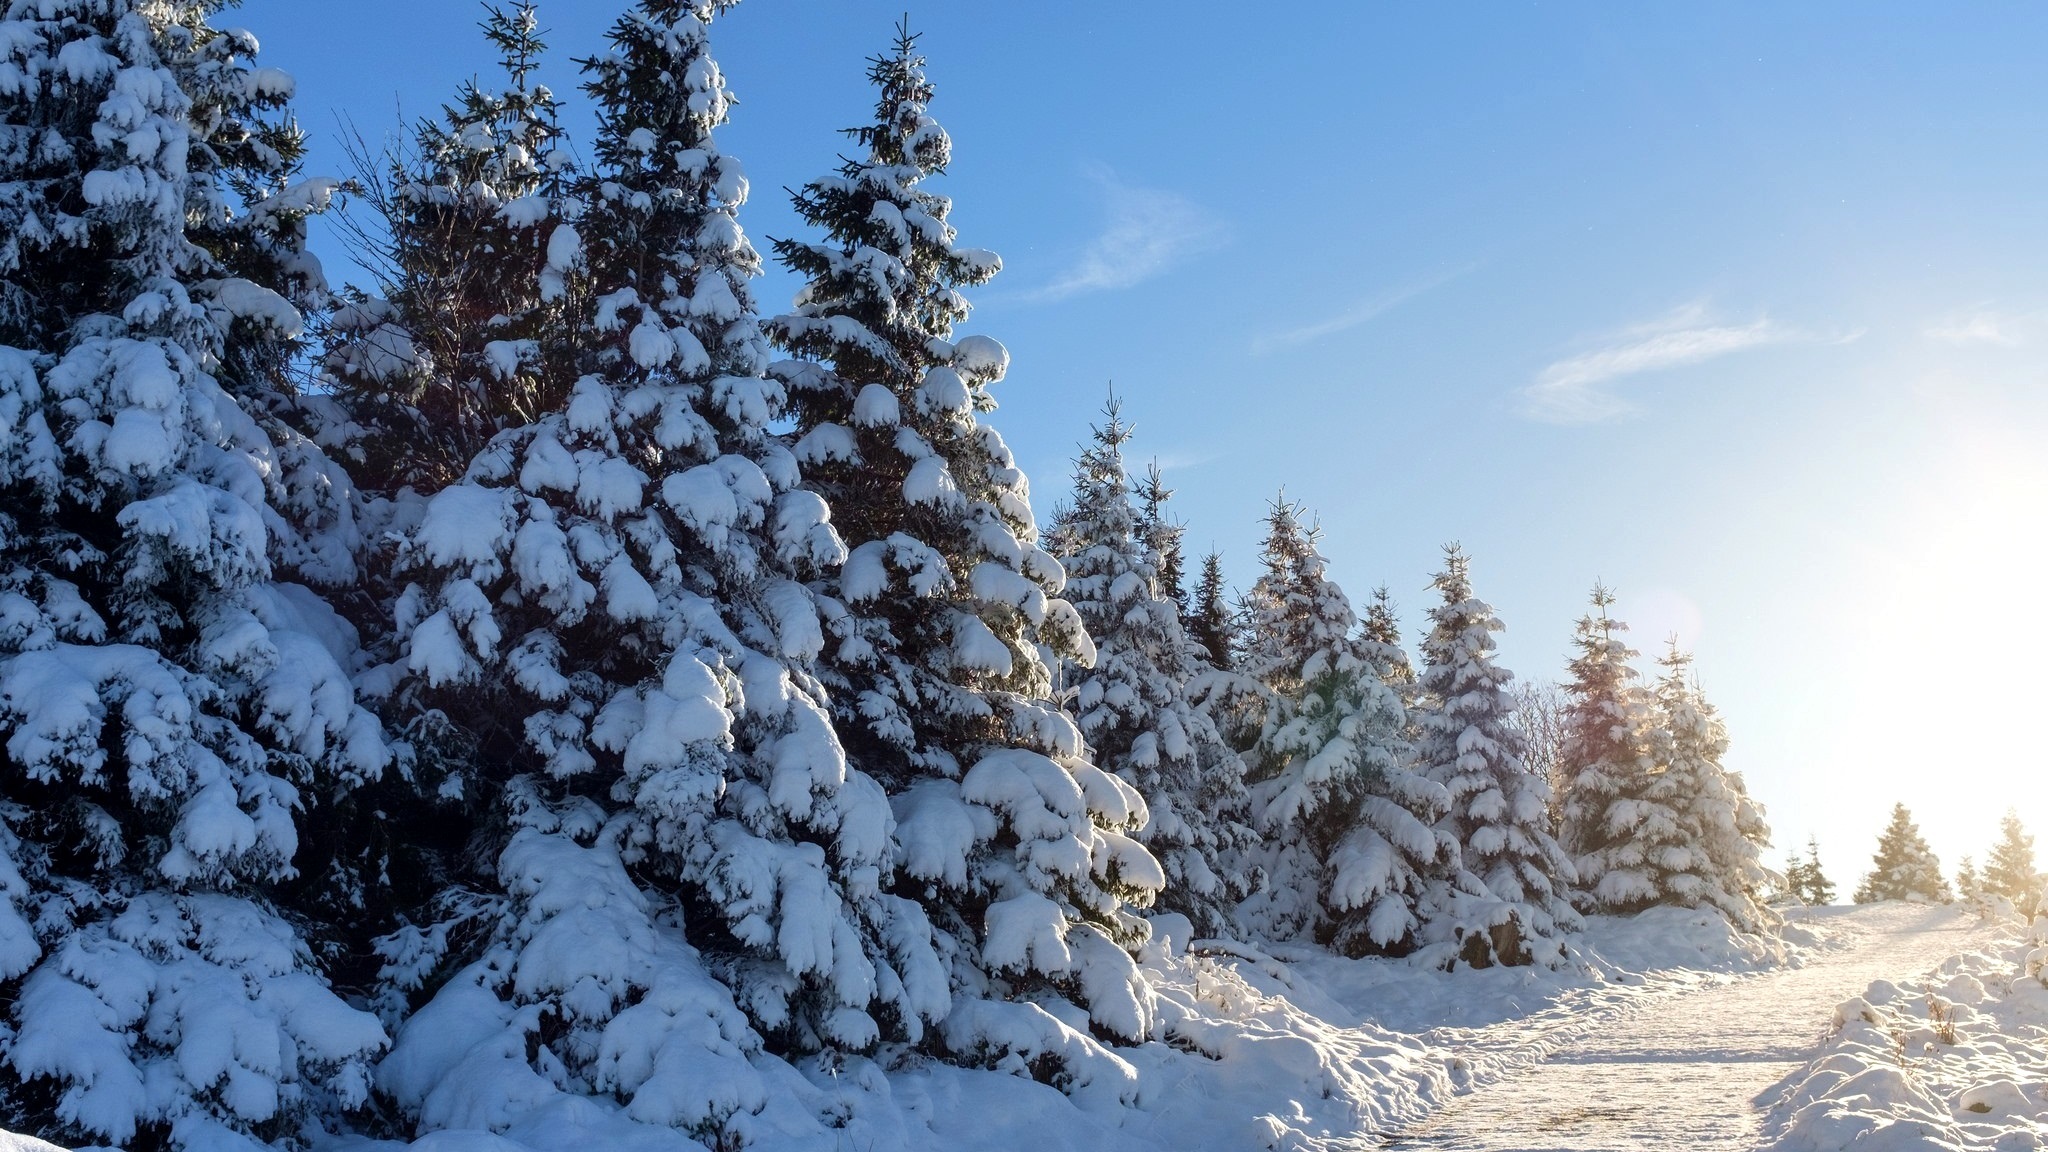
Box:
1651;646;1772;930
1955;855;1982;908
767;24;1162;1055
1782;851;1811;904
1984;809;2039;912
1136;460;1187;614
1235;500;1452;956
1799;836;1836;905
1854;804;1952;904
1055;402;1250;935
372;7;942;1138
1555;585;1664;914
0;3;390;1144
1187;550;1237;670
1361;586;1416;694
322;2;578;496
1413;546;1579;967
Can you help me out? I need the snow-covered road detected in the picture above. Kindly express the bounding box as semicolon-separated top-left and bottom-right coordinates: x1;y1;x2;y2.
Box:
1386;905;1994;1151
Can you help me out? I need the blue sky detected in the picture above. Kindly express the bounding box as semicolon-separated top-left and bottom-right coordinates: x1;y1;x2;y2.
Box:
242;0;2048;883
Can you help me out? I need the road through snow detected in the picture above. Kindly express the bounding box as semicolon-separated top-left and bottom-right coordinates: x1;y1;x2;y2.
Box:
1385;904;1993;1151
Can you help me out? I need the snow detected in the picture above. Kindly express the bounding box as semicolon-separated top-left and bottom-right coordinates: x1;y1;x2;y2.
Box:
1761;907;2048;1152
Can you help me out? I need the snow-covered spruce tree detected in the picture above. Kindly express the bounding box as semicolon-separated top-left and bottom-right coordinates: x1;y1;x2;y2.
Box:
1361;586;1415;696
1055;403;1249;936
1233;500;1451;956
1186;549;1236;671
1853;804;1951;904
766;26;1162;1063
1412;546;1578;968
0;4;391;1147
321;1;578;496
300;0;584;1006
371;4;949;1138
1984;809;2038;911
1553;584;1666;915
1649;645;1772;931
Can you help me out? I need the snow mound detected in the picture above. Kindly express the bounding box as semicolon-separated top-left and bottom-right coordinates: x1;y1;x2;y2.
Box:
1763;911;2048;1152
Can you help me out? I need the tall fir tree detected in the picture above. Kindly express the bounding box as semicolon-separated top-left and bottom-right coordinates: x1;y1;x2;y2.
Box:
1186;549;1236;671
1055;402;1250;936
766;25;1163;1058
0;2;391;1145
1649;645;1772;931
1234;500;1451;956
369;5;944;1140
1555;585;1664;914
1983;809;2038;912
321;1;578;496
1853;804;1952;904
1413;546;1579;968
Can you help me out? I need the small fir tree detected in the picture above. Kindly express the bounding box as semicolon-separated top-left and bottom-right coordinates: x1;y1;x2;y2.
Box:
1853;804;1952;904
1412;545;1579;968
1955;855;1982;909
1799;836;1836;906
1984;809;2039;912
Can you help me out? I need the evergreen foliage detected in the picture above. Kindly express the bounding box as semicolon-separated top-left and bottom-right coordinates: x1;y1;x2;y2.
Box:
1412;546;1578;968
1791;837;1836;906
766;24;1163;1053
1235;501;1451;956
1554;585;1663;914
1984;809;2039;912
1853;804;1952;904
1646;644;1773;931
1186;550;1236;671
0;2;390;1144
1054;402;1250;935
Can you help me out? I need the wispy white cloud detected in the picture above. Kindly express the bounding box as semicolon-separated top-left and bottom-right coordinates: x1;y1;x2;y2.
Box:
1250;263;1475;354
1520;302;1830;425
1021;165;1222;303
1925;306;2033;348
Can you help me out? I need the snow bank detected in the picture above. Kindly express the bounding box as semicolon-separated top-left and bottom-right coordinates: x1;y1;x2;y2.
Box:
1764;909;2047;1152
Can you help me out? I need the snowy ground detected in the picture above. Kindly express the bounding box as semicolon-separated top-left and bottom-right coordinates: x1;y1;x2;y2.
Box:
7;905;1995;1152
1386;903;1990;1151
1762;908;2048;1152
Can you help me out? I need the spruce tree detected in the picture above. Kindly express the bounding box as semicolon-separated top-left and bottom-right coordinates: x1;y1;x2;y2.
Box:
0;3;390;1145
1361;585;1416;694
1555;585;1664;914
767;24;1162;1055
1800;836;1836;905
1853;804;1952;904
373;6;941;1139
322;2;578;496
1650;645;1771;930
1782;851;1811;904
1984;809;2039;912
1136;460;1187;615
1955;855;1981;908
1187;549;1237;671
1413;545;1579;968
1235;501;1453;956
1055;402;1250;936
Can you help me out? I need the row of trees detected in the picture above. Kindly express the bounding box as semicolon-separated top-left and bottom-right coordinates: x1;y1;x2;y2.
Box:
1847;804;2040;912
0;1;1774;1148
